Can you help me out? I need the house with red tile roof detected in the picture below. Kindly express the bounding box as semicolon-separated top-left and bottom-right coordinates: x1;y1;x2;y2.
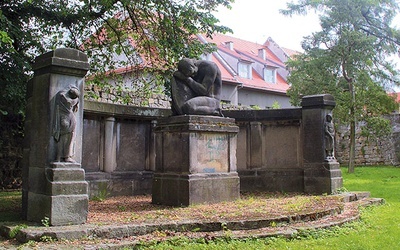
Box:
87;32;298;109
198;33;296;109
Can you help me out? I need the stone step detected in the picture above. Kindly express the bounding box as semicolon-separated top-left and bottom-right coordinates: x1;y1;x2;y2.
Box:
0;196;385;247
335;191;371;202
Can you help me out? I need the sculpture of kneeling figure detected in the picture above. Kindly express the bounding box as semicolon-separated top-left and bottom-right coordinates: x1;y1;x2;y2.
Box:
171;58;223;116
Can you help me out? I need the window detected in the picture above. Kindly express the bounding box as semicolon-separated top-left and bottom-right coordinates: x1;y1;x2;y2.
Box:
238;62;252;79
263;67;276;83
200;53;212;61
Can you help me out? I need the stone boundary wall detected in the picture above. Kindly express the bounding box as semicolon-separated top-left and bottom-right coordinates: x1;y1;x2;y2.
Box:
335;114;400;166
82;101;171;198
84;86;171;109
223;109;304;193
83;95;341;197
83;87;400;167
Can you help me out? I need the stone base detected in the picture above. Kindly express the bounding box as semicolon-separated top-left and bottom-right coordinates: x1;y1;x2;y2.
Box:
86;171;153;197
153;115;240;206
26;162;88;226
304;161;343;194
239;168;304;193
26;193;88;226
152;173;240;206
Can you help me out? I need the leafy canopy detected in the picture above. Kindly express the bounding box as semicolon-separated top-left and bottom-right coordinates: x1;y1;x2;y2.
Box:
281;0;400;129
0;0;233;113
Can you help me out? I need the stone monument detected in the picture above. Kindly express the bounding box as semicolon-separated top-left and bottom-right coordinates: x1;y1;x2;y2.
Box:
301;94;343;194
152;58;240;206
22;48;90;226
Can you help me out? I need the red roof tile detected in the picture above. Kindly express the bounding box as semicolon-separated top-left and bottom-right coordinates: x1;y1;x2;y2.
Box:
200;33;290;94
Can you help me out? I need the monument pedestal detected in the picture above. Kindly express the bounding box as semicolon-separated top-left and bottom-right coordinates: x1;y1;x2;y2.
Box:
26;163;88;225
301;95;343;194
152;115;240;206
22;48;89;226
304;161;343;194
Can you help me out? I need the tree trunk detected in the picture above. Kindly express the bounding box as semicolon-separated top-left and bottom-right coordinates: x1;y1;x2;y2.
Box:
348;118;356;173
348;82;356;173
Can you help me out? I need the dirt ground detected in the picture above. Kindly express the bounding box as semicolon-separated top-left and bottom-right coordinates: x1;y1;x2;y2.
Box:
87;193;343;224
1;192;351;249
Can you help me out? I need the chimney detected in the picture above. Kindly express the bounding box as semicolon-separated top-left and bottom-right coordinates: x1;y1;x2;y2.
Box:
225;41;234;50
258;48;266;60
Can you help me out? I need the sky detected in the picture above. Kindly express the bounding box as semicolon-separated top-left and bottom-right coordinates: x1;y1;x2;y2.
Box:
213;0;400;91
214;0;321;52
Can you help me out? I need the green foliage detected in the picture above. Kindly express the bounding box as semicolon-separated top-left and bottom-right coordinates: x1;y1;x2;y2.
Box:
91;182;110;202
282;0;400;171
271;101;281;109
41;216;50;227
1;0;234;112
83;0;233;99
250;105;261;110
1;1;234;184
9;224;27;239
133;166;400;249
40;235;55;243
0;191;22;222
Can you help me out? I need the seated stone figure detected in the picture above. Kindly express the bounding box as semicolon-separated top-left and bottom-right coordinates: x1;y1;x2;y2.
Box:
171;58;223;116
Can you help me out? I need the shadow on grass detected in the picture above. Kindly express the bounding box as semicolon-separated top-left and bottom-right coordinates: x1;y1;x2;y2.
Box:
0;190;22;222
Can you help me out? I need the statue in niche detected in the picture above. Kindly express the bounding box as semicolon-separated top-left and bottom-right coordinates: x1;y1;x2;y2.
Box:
53;85;80;163
324;113;335;161
171;58;223;116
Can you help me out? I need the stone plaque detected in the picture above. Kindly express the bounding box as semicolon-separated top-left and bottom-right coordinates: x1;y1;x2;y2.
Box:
195;133;228;173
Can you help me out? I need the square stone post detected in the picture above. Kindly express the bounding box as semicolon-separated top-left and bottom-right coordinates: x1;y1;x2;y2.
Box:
22;48;90;226
152;115;240;206
301;94;343;194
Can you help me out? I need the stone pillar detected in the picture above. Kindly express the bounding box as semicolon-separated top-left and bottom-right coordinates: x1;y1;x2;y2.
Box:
248;122;263;168
104;117;117;173
301;94;343;194
22;48;90;226
152;115;240;206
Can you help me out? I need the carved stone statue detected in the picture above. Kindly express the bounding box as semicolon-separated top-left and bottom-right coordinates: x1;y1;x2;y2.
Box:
171;58;223;116
324;114;335;161
53;85;80;162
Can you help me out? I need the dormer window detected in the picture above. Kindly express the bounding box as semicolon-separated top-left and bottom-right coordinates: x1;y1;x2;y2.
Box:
200;53;212;61
263;67;276;83
238;61;252;79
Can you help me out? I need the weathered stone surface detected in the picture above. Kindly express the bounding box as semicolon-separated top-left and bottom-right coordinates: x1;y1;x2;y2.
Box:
301;94;336;109
46;168;85;182
156;115;238;133
239;169;304;193
153;115;239;206
304;162;343;194
86;171;153;198
81;95;347;197
152;173;240;206
23;48;89;226
335;115;400;166
32;48;89;77
49;195;88;226
84;100;171;118
302;94;343;194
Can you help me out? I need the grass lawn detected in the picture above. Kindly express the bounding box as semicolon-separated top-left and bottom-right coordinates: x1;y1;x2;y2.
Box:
1;166;399;249
143;166;400;249
0;190;22;222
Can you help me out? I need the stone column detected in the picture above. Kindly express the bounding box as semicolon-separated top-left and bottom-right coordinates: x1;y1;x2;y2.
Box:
103;117;117;173
301;94;343;194
248;122;263;168
22;48;90;226
153;115;240;206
